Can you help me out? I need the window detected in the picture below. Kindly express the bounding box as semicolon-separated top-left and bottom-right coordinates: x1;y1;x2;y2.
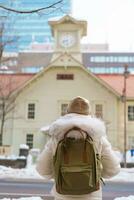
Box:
90;57;95;62
26;134;34;149
22;67;43;73
27;103;35;119
57;74;74;80
0;103;3;115
95;104;103;118
61;104;68;116
128;136;134;149
105;56;110;62
129;57;134;63
0;134;2;146
128;106;134;121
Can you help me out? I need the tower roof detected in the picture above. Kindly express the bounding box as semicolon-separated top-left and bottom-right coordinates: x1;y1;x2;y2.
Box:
48;15;87;36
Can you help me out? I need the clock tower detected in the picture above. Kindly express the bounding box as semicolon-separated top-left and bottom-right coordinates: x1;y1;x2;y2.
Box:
49;15;87;62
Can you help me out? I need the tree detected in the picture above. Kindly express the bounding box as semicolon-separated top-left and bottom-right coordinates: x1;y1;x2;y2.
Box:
0;0;65;69
0;0;63;14
0;74;19;145
0;14;18;71
0;14;21;145
0;0;65;145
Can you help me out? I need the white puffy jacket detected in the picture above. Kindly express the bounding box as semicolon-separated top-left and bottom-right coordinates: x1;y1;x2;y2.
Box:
36;113;121;200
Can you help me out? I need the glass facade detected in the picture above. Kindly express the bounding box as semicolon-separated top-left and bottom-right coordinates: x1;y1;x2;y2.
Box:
89;67;134;74
83;53;134;74
90;56;134;63
0;0;71;51
89;67;125;74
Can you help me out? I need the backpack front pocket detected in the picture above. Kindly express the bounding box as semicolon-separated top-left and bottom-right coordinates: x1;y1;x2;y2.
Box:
60;165;93;194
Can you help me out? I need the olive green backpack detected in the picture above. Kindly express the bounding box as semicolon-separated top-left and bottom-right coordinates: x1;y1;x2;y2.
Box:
53;126;102;195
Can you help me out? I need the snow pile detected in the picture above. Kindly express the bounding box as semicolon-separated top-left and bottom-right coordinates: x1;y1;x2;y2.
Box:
0;150;134;182
0;153;43;179
114;150;134;163
0;163;134;182
114;196;134;200
1;196;134;200
107;168;134;182
0;198;42;200
0;155;26;160
126;151;134;163
19;144;29;150
0;165;43;179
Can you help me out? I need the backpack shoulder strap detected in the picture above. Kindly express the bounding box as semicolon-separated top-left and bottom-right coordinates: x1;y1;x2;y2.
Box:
64;126;85;139
64;126;94;142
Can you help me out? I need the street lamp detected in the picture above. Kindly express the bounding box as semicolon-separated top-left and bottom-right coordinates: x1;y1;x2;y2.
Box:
121;64;130;168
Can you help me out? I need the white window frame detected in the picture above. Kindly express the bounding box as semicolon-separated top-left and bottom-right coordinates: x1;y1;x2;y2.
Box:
95;104;103;118
128;105;134;122
58;100;70;116
26;134;34;149
27;103;35;119
61;103;69;116
128;136;134;149
92;101;106;119
25;100;38;120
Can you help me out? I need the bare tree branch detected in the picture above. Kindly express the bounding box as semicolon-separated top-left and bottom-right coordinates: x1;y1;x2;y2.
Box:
0;0;63;14
0;77;19;145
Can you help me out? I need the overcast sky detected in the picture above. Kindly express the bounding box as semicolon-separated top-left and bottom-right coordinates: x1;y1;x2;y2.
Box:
72;0;134;52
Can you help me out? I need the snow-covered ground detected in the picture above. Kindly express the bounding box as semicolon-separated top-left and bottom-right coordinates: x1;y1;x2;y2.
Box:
0;165;134;200
0;164;134;182
1;152;134;182
1;196;134;200
0;164;43;180
0;151;134;199
0;198;42;200
1;197;134;200
114;197;134;200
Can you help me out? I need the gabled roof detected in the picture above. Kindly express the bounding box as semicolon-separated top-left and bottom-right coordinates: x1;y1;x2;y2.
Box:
4;53;121;98
97;74;134;99
1;60;134;99
0;73;34;96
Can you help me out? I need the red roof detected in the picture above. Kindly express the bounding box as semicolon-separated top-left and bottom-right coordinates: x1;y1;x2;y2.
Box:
0;73;134;98
0;73;34;96
97;74;134;98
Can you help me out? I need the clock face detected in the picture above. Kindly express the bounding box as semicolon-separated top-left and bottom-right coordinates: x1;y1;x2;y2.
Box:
59;32;76;48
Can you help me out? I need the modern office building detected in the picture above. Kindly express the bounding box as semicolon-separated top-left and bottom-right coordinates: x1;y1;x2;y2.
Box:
0;0;71;51
17;51;134;74
2;47;134;74
1;4;134;75
83;52;134;74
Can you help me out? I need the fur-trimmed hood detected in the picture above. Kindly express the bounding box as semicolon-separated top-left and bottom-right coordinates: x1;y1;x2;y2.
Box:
49;113;106;142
